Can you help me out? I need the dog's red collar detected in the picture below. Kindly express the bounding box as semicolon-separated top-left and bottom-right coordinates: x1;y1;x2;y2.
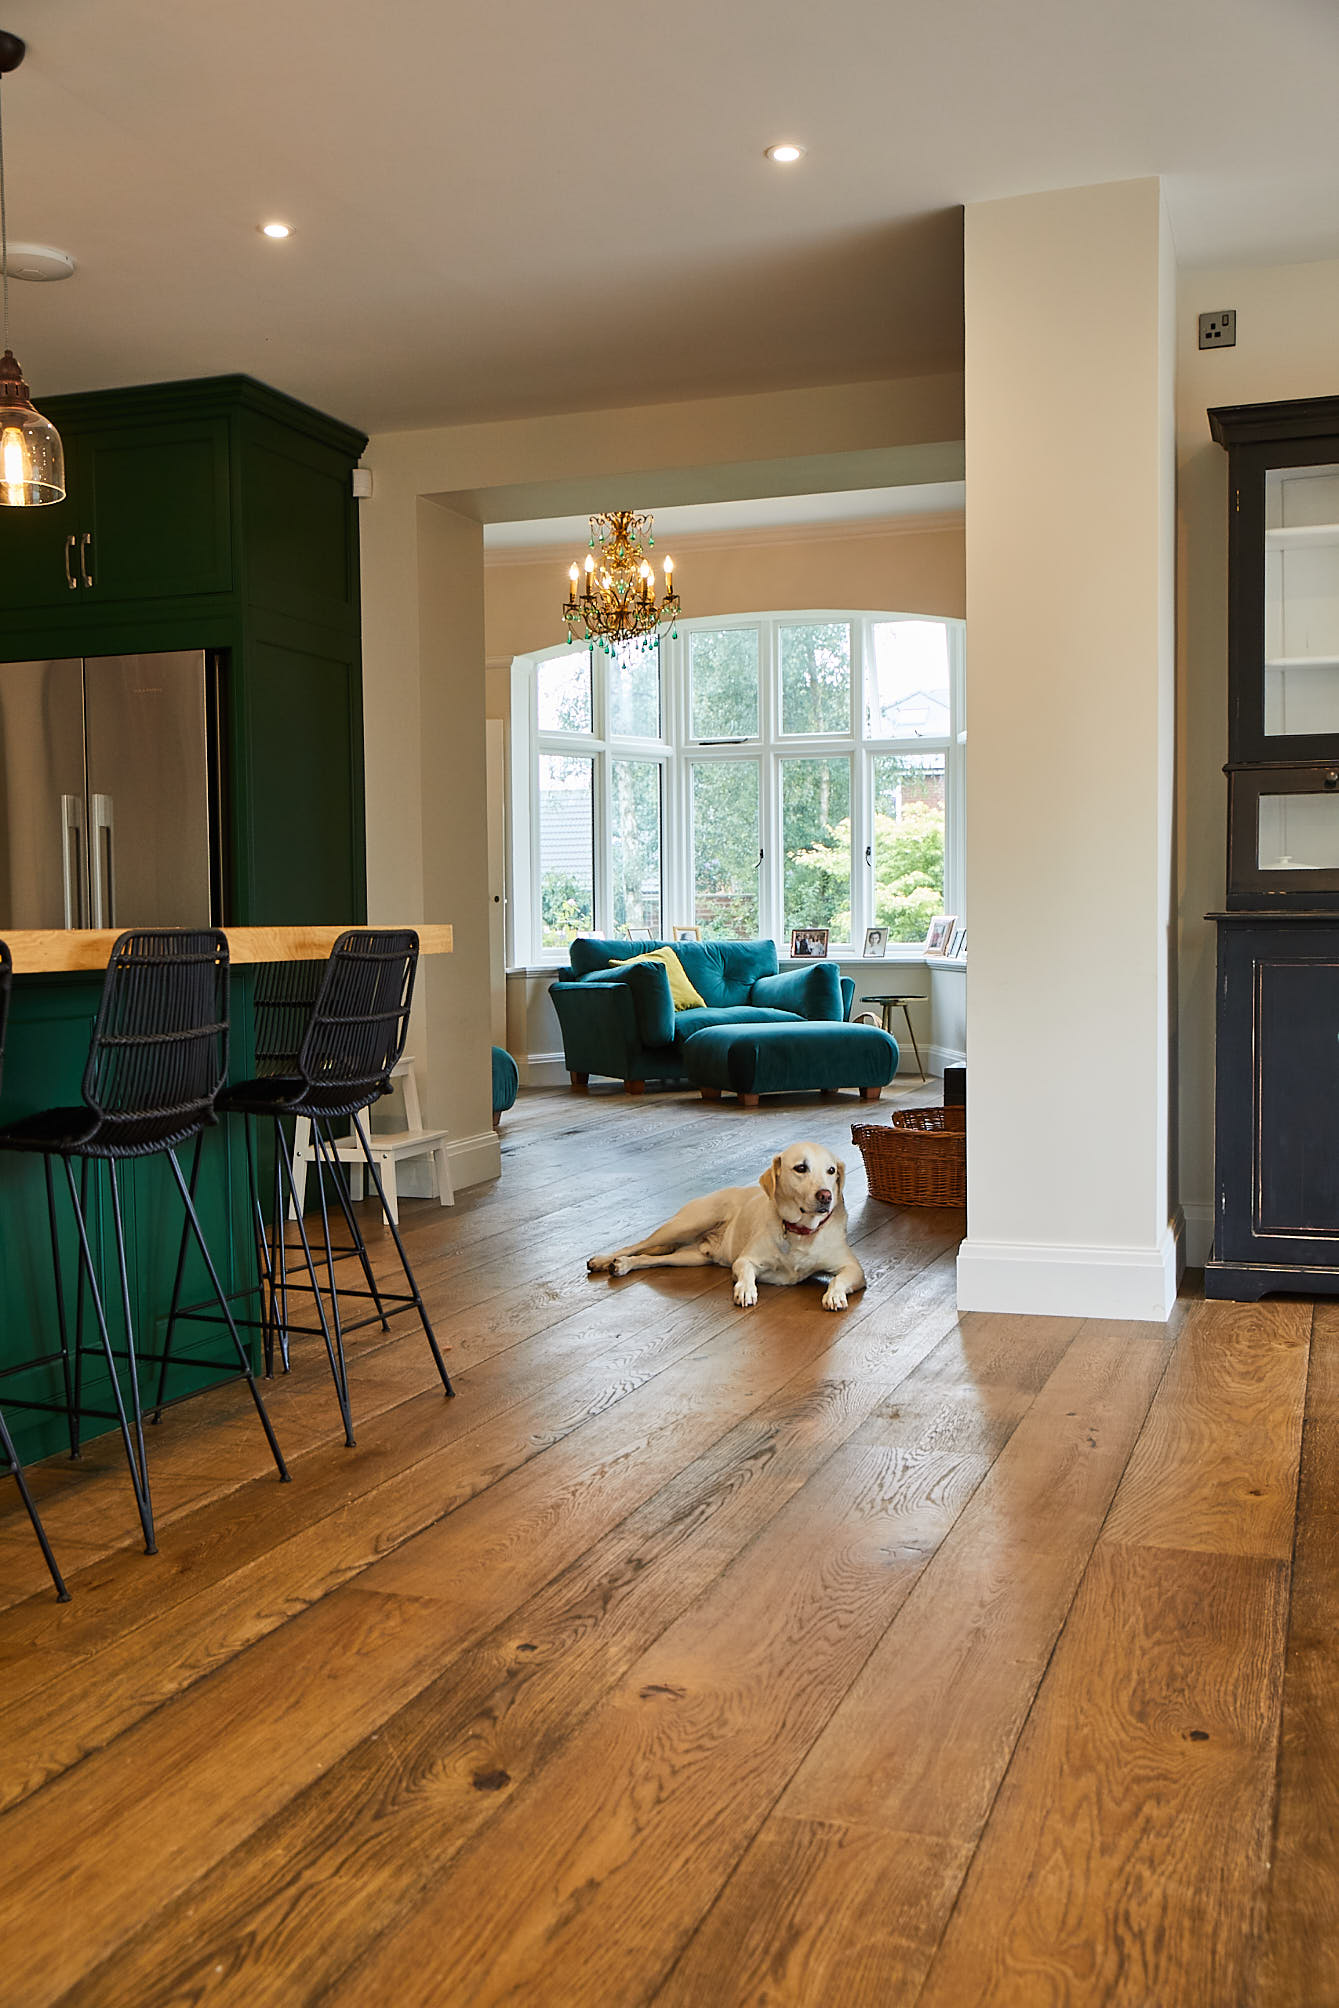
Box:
783;1216;826;1237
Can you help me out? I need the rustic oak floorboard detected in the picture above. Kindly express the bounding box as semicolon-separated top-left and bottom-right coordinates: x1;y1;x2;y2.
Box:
0;1212;958;1813
1257;1410;1339;2003
319;1438;993;2008
915;1543;1290;2008
1100;1297;1310;1558
0;1233;953;2000
655;1814;970;2008
4;1090;1323;2008
57;1265;968;2007
655;1321;1173;2005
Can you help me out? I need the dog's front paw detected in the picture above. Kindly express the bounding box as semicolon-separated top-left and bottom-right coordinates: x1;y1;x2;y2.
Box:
587;1254;614;1274
610;1256;634;1277
821;1285;849;1311
733;1279;758;1308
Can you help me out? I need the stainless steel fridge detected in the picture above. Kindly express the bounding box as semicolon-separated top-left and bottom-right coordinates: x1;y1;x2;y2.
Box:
0;652;217;930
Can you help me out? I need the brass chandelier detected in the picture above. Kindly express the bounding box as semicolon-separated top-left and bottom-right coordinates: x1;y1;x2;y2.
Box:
562;510;680;653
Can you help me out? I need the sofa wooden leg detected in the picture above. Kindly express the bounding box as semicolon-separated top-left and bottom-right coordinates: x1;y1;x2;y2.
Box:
626;1079;646;1096
699;1087;723;1101
859;1085;882;1101
740;1093;760;1108
570;1072;589;1091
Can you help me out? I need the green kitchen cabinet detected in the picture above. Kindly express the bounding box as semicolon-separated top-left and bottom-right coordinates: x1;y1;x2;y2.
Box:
0;374;369;923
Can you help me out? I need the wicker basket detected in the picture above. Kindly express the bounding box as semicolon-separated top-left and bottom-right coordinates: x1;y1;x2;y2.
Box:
851;1106;966;1208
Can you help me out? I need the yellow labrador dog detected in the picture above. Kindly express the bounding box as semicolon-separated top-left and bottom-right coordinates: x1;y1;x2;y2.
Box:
588;1141;865;1312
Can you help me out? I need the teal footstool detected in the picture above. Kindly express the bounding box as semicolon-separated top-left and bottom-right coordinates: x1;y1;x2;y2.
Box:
681;1021;899;1106
492;1045;519;1126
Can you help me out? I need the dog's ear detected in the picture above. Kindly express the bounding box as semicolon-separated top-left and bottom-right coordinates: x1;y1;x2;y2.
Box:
834;1155;847;1196
759;1155;781;1200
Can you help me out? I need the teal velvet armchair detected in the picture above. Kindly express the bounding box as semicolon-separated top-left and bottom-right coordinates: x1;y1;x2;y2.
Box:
549;937;854;1094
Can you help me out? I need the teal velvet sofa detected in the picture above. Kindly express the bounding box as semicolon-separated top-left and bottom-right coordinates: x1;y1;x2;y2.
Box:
549;936;855;1094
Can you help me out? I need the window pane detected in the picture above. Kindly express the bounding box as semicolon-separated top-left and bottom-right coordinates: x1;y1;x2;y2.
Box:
537;651;592;733
867;620;951;737
538;754;593;948
692;760;760;937
782;757;852;941
780;622;851;735
872;753;945;942
609;642;661;738
691;629;759;738
611;759;662;933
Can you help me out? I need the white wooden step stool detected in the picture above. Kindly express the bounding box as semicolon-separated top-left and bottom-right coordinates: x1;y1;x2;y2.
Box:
288;1056;454;1226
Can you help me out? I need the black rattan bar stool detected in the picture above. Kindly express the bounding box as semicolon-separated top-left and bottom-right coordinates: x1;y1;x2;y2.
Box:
0;941;70;1601
0;929;290;1556
216;929;454;1447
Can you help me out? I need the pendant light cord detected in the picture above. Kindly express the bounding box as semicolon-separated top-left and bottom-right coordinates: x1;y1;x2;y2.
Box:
0;72;9;353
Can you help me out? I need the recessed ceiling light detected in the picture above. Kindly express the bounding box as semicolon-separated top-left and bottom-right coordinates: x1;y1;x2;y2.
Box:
765;143;805;164
260;221;292;240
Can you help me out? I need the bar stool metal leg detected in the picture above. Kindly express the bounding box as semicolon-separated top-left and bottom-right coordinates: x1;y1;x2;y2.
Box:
0;1405;69;1602
62;1158;157;1555
349;1111;454;1397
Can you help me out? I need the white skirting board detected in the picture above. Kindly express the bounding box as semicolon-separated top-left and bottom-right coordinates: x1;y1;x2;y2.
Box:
395;1129;501;1196
956;1220;1183;1323
521;1050;571;1088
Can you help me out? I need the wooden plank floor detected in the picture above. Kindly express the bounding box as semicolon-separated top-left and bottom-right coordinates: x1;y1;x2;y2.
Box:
0;1082;1331;2006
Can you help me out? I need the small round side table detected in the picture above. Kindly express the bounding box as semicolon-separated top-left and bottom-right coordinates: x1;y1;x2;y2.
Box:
858;993;927;1081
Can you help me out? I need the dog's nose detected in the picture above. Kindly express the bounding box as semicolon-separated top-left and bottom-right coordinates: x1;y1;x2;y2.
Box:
815;1188;832;1209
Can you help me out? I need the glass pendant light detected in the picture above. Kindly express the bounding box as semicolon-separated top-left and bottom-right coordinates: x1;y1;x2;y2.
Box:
0;31;64;507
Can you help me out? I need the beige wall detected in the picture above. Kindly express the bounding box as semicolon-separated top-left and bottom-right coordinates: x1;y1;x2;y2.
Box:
361;373;964;1185
1176;255;1339;1264
959;178;1178;1320
483;517;964;672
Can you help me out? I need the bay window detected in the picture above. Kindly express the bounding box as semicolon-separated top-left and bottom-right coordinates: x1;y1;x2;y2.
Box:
511;610;964;963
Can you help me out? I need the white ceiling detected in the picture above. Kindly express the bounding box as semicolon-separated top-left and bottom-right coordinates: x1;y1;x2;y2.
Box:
1;0;1336;434
483;482;966;550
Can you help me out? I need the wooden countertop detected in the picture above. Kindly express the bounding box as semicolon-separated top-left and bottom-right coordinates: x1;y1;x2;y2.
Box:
3;924;454;975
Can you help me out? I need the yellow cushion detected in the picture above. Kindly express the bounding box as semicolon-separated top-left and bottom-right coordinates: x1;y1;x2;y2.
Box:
617;946;705;1011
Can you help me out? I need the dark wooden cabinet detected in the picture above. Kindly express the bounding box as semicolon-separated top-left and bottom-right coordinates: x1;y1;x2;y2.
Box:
1208;396;1339;1297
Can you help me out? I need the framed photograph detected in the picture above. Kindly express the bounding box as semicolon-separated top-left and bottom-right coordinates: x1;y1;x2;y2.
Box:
862;926;889;959
923;914;958;957
672;924;701;941
945;924;967;960
624;926;653;941
790;927;830;960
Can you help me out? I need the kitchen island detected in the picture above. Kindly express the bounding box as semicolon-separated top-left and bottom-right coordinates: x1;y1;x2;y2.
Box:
0;925;452;1463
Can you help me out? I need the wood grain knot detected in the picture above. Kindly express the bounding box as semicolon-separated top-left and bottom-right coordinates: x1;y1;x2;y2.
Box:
640;1683;687;1701
1187;1729;1210;1742
472;1769;512;1792
516;1642;537;1653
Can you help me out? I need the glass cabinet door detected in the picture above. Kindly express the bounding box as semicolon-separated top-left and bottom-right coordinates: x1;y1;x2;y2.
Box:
1264;461;1339;737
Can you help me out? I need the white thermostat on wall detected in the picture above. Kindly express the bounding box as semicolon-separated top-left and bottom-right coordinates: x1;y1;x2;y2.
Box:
351;467;373;498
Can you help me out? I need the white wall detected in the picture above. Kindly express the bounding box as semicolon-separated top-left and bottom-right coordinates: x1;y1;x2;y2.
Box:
361;374;964;1182
1176;255;1339;1265
959;178;1178;1320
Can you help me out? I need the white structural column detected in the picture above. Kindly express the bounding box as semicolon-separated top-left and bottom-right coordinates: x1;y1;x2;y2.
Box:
957;179;1178;1321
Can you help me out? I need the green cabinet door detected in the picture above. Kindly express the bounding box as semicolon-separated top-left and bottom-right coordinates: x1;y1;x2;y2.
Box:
81;415;233;605
0;437;84;621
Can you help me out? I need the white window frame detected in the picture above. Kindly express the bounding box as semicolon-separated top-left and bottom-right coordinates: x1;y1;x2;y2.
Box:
510;609;965;966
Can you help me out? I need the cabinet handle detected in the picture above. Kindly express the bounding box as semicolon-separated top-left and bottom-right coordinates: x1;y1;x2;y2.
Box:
64;535;77;590
79;531;94;589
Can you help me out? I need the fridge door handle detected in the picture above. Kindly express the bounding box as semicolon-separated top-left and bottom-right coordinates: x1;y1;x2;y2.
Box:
79;531;94;590
91;793;115;928
60;794;86;928
64;535;78;591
